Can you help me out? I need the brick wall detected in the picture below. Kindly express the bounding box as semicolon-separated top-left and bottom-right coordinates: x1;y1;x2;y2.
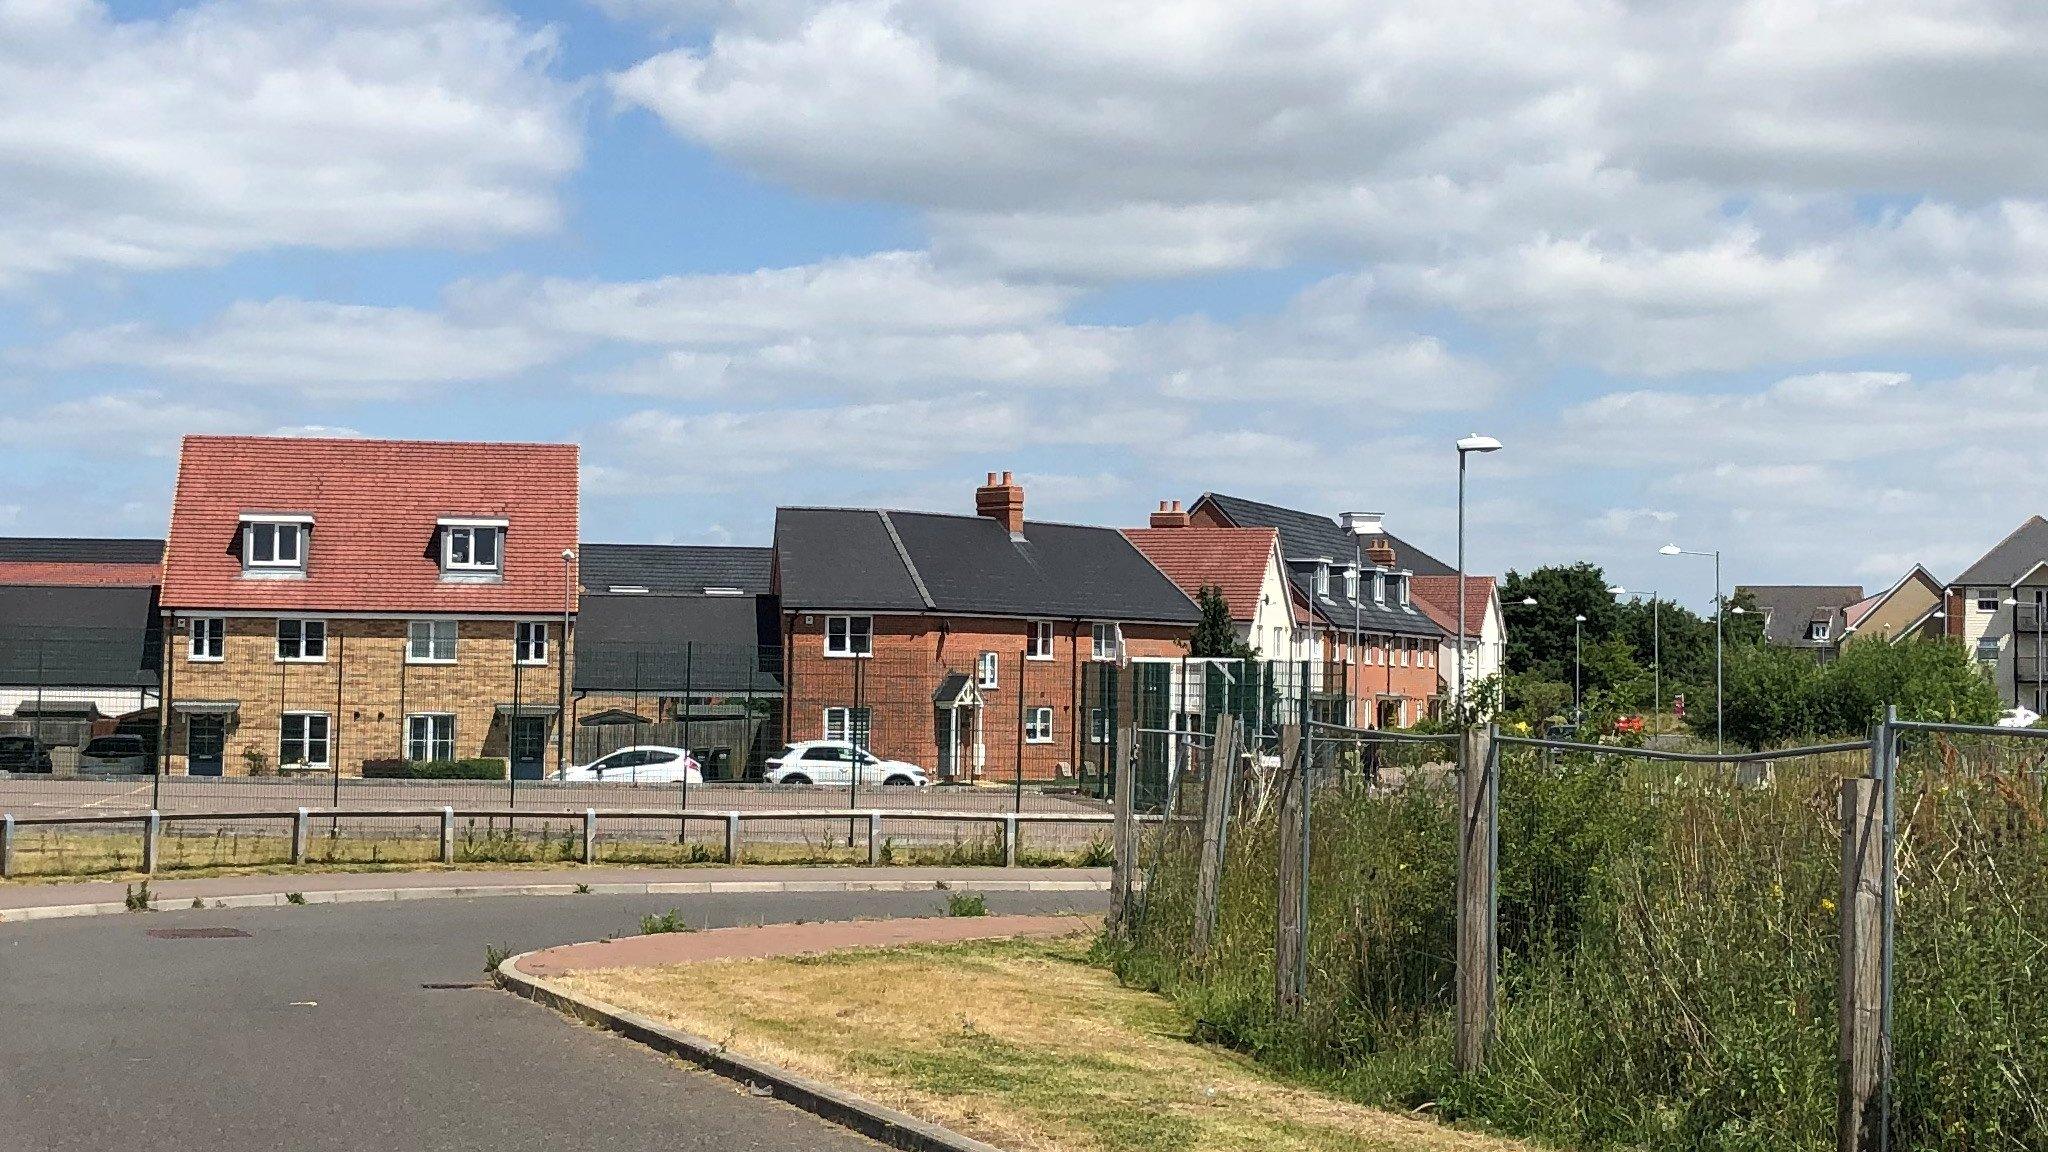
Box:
780;612;1190;783
162;615;572;776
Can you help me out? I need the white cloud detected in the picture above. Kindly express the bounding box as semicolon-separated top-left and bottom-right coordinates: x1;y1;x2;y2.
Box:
0;0;579;284
40;300;569;399
0;390;256;455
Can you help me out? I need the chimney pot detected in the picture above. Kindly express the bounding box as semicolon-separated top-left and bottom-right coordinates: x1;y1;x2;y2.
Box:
975;470;1026;538
1149;498;1191;529
1002;471;1013;484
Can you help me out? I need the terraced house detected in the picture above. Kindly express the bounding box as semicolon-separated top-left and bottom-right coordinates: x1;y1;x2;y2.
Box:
157;435;578;777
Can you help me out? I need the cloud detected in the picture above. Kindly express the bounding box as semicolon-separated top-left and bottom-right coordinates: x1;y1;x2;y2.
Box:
40;300;570;399
0;0;579;284
0;390;257;455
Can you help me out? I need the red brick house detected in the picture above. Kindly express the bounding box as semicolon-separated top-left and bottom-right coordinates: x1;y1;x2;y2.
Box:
1188;493;1446;727
157;435;579;777
772;473;1201;783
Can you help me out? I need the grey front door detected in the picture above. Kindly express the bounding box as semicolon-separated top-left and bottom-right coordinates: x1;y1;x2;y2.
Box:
510;716;549;780
187;716;225;777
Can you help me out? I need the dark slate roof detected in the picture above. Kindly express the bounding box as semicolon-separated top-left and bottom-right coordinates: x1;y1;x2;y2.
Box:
0;538;163;564
1195;493;1454;575
574;593;781;693
1953;516;2048;587
578;543;772;595
774;507;1201;623
1737;585;1864;648
1288;565;1445;639
0;585;161;688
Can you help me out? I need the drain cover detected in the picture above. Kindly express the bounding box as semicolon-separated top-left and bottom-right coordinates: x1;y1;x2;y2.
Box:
146;927;252;940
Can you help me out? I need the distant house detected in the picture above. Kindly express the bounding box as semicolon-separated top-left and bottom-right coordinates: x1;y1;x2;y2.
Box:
1121;504;1299;661
1843;566;1945;645
1738;584;1868;661
773;473;1201;783
1188;493;1445;727
570;543;781;777
1945;516;2048;711
0;538;164;727
158;435;579;777
1411;574;1505;700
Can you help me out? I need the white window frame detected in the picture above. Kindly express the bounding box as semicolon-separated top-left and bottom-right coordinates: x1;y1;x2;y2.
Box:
275;619;327;663
822;706;872;745
1373;571;1386;605
279;711;330;768
1090;707;1108;744
1398;637;1410;667
1314;565;1330;597
824;615;873;658
1808;620;1831;642
243;520;305;571
1091;621;1122;662
188;617;225;662
441;525;502;573
1977;588;2000;612
1025;706;1054;744
515;621;549;666
1344;567;1359;603
1026;620;1055;660
1976;636;2001;664
406;620;458;664
977;651;999;689
405;713;456;762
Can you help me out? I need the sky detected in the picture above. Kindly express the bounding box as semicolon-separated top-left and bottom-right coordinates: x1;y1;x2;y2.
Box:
4;0;2048;609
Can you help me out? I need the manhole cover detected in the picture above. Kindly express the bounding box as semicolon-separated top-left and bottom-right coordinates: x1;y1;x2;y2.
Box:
146;927;252;940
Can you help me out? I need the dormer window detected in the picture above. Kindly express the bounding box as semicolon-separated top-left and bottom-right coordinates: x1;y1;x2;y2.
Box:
1314;564;1330;598
240;513;311;573
1809;620;1831;641
1344;567;1359;603
1373;571;1386;605
438;518;506;576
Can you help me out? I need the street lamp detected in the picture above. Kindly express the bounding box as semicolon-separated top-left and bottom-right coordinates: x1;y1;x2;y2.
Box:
1573;614;1587;715
1662;542;1726;754
559;548;576;774
1454;434;1503;723
1340;512;1383;728
1611;585;1661;720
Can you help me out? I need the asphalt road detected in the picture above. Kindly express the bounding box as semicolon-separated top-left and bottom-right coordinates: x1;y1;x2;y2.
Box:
0;888;1106;1151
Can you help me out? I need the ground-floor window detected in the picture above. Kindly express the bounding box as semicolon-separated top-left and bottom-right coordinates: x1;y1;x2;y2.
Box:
1025;706;1054;743
1090;707;1108;744
823;706;872;746
279;712;330;767
406;713;455;761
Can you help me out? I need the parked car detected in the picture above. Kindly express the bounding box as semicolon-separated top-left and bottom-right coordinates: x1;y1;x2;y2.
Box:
555;745;702;785
0;736;53;774
77;734;150;775
764;741;930;787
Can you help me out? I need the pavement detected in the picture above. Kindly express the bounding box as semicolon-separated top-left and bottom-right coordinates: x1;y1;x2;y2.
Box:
0;864;1111;920
0;885;1108;1152
516;912;1097;977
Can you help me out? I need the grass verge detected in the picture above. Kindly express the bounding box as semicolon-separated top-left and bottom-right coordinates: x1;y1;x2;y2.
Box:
555;935;1529;1152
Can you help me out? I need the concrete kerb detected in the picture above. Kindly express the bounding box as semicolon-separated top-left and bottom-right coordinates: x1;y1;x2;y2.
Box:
495;951;1011;1152
0;875;1109;924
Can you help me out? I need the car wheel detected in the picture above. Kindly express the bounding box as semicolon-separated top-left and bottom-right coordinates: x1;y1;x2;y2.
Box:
883;776;912;786
781;773;811;786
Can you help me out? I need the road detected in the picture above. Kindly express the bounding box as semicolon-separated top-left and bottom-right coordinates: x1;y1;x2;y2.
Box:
0;888;1105;1151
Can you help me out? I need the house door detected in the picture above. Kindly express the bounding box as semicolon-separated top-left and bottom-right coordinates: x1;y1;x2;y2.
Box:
935;707;960;780
510;716;550;780
1376;697;1404;729
186;715;225;777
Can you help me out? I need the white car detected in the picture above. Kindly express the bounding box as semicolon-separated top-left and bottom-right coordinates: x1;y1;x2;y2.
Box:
1996;706;2040;729
77;734;151;775
764;741;929;787
556;745;703;785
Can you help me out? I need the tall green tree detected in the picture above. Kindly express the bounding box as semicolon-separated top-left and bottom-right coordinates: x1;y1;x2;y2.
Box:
1189;584;1254;659
1502;563;1623;680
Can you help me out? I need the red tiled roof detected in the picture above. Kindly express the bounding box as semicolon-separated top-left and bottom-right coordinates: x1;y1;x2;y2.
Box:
0;562;161;587
1411;574;1495;637
1120;527;1282;623
161;435;578;614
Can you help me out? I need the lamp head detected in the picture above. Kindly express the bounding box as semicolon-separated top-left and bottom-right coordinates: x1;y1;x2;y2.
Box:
1456;433;1503;454
561;548;577;562
1607;585;1626;595
1658;544;1682;556
1574;614;1587;623
1521;596;1538;606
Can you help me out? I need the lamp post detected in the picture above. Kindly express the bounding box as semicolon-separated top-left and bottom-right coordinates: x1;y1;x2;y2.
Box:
1610;585;1660;720
1573;614;1587;716
1661;543;1725;754
1454;434;1502;722
559;548;576;775
1341;513;1380;728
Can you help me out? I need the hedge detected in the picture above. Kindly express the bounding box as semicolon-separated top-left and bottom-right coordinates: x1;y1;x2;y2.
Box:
360;757;507;780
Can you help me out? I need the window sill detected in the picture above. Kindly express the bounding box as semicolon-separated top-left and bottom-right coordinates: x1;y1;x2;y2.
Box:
516;658;549;667
823;651;873;659
187;656;224;664
1025;739;1054;745
275;657;328;665
406;657;457;666
240;569;307;580
1025;654;1055;662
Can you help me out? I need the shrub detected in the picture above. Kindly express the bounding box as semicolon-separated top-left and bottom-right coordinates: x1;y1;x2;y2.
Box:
361;757;506;780
947;892;988;917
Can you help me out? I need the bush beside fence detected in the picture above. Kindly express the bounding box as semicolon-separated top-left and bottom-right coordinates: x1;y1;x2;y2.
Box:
361;758;507;780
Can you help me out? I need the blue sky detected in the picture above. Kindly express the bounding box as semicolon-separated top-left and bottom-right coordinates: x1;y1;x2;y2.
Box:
6;0;2048;610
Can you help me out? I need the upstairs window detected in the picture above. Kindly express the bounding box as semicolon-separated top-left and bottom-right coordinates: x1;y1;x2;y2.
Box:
1372;571;1386;604
440;520;504;574
1808;620;1831;642
1344;567;1359;603
1977;636;2001;664
825;615;873;657
188;617;224;662
407;620;457;664
1977;588;2001;612
276;619;326;662
1091;622;1122;661
1314;565;1330;598
242;516;308;571
1027;620;1055;660
516;621;548;665
977;651;999;689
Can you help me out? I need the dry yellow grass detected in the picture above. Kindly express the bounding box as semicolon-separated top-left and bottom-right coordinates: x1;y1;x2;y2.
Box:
558;936;1533;1152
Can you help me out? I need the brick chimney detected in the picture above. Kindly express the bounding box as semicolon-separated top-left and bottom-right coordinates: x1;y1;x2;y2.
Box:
975;471;1026;538
1365;534;1397;568
1149;499;1189;529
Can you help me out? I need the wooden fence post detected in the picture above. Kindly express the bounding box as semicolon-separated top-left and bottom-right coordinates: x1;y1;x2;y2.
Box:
724;812;743;865
1455;725;1497;1073
1839;769;1885;1151
0;814;13;879
291;807;309;866
142;810;160;876
582;809;598;865
1108;725;1138;938
440;806;455;865
1192;714;1238;966
1274;723;1305;1016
